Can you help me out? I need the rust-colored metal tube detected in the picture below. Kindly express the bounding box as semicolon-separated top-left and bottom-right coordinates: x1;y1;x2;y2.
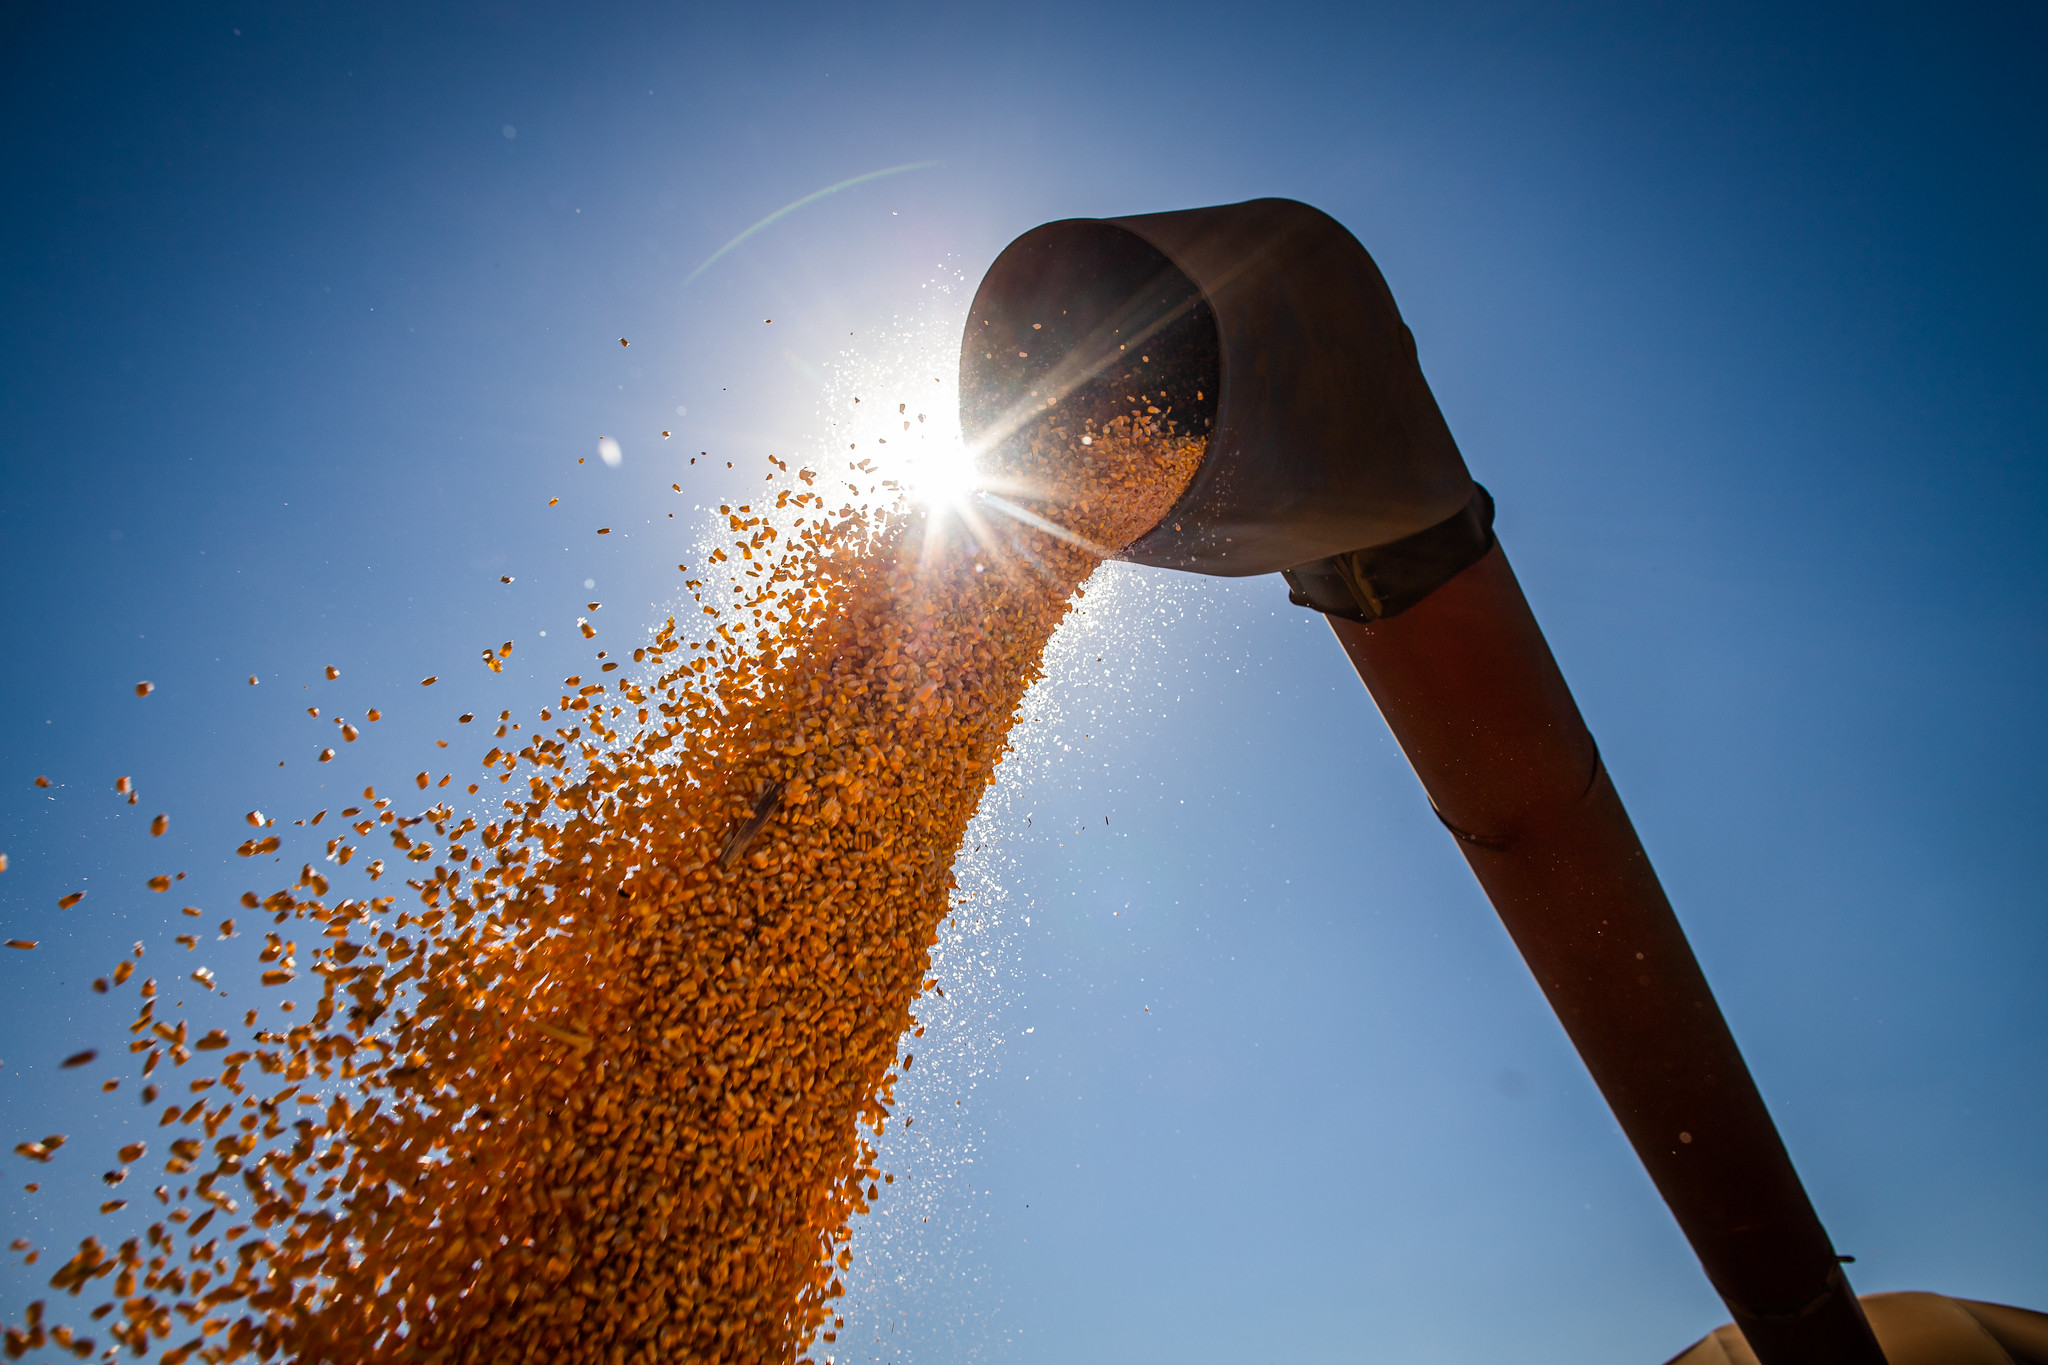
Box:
1329;541;1885;1365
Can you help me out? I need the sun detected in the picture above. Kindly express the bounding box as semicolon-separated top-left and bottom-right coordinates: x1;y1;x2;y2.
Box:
820;315;980;519
900;435;980;514
810;283;1046;536
830;396;979;518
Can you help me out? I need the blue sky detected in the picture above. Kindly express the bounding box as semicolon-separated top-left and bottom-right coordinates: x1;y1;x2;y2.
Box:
1;3;2042;1361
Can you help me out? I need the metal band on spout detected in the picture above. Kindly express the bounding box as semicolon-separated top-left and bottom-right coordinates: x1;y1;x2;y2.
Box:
1282;485;1496;623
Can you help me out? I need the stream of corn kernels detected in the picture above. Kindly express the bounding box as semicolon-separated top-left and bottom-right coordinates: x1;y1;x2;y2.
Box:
5;414;1202;1365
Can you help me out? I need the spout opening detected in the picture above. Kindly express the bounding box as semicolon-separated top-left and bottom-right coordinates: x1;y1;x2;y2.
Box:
960;219;1220;555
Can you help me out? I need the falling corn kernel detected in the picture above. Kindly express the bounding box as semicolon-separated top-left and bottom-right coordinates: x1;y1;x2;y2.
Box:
61;1051;96;1069
5;940;35;951
325;666;341;680
56;893;82;910
149;813;168;837
134;681;153;697
146;875;170;892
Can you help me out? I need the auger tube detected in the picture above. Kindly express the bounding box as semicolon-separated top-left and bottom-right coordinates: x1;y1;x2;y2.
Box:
962;196;1889;1365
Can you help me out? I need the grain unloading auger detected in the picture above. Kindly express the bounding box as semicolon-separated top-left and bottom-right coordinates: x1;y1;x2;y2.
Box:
959;198;2048;1365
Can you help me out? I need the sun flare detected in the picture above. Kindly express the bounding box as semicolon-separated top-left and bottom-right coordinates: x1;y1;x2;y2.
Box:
901;435;980;513
818;303;988;522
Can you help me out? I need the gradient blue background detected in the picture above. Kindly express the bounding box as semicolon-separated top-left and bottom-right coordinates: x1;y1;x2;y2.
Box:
1;3;2043;1361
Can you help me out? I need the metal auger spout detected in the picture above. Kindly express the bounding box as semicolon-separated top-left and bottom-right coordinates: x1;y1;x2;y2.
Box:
961;196;1910;1365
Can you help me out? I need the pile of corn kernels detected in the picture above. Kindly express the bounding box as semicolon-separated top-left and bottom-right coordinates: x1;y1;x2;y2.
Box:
5;408;1203;1364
